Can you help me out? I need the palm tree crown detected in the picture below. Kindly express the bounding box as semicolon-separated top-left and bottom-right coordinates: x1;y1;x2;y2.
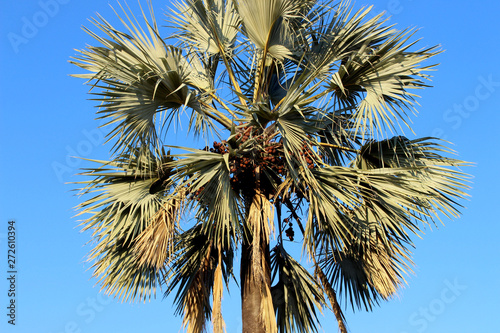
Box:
71;1;470;332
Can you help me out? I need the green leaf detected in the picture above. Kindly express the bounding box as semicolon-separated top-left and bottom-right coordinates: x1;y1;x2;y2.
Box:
166;146;243;247
75;147;179;301
169;0;240;55
271;244;325;333
71;3;219;153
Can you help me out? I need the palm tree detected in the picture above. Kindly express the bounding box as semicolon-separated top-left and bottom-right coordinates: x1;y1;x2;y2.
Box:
71;1;470;332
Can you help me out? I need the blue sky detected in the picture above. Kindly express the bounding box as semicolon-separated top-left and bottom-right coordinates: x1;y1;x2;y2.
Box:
1;0;499;332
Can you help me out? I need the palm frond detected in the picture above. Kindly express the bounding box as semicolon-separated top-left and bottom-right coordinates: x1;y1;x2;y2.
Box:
353;137;471;220
355;136;466;169
236;0;312;61
271;244;325;333
328;29;440;138
167;146;242;247
304;157;469;257
169;0;240;55
167;226;214;333
317;215;413;311
309;3;393;69
270;2;392;112
316;114;359;166
71;2;226;153
275;105;322;186
132;191;185;269
165;225;234;333
88;235;163;302
301;139;470;311
75;147;179;301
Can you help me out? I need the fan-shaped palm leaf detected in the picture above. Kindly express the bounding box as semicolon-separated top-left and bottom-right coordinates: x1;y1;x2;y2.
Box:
71;3;229;153
165;225;233;333
169;0;240;55
75;147;181;301
166;146;242;247
271;244;325;333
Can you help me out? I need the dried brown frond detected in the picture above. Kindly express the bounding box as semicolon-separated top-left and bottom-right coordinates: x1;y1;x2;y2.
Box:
183;243;213;333
132;193;185;270
212;251;226;333
362;240;413;299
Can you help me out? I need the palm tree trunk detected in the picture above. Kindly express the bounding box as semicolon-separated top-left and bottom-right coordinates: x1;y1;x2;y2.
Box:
240;239;271;333
240;190;275;333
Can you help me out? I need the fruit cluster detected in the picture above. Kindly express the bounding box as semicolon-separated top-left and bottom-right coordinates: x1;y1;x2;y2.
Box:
283;218;295;241
193;132;317;242
294;141;318;169
261;143;286;175
233;125;253;144
195;130;319;200
229;140;287;198
204;140;229;155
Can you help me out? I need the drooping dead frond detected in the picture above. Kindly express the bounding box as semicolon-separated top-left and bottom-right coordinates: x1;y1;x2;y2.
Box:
132;191;186;270
212;249;226;333
182;247;213;333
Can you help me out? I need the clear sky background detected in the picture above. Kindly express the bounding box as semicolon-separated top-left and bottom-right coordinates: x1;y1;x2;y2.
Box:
1;1;499;332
